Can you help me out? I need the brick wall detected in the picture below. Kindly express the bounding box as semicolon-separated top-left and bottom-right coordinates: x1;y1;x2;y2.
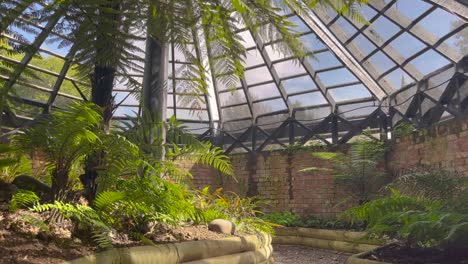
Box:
184;149;352;218
186;117;468;218
388;117;468;177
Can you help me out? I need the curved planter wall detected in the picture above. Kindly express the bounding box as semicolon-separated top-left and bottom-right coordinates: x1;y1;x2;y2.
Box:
66;234;272;264
273;227;383;254
345;248;392;264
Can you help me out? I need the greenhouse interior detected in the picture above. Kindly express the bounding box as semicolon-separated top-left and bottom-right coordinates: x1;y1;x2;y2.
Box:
0;0;467;263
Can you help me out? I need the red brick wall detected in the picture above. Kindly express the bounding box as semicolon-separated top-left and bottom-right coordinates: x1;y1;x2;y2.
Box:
185;149;352;218
187;117;468;218
388;117;468;177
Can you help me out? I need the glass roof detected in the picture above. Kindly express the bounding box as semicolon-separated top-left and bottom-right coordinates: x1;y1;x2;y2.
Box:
1;0;467;138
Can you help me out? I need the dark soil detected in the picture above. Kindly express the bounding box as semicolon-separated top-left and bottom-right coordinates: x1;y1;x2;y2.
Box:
364;244;468;264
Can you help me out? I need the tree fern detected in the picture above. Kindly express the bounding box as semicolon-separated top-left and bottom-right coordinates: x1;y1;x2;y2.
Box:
12;102;102;200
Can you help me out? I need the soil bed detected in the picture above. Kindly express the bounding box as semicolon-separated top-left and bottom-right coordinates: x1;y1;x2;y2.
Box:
0;209;232;263
364;244;468;264
273;244;350;264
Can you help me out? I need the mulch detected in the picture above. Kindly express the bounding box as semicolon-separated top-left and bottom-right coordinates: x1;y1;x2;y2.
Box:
273;244;350;264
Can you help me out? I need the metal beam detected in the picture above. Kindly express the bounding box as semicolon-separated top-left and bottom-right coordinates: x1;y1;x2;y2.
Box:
426;0;468;20
45;45;78;112
294;8;390;99
0;10;63;116
248;29;293;118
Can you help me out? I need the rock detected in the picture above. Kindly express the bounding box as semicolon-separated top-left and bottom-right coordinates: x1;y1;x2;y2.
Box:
208;219;236;235
11;175;51;200
0;181;18;202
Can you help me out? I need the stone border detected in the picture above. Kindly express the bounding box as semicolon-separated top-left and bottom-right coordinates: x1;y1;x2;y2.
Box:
273;227;383;254
66;234;272;264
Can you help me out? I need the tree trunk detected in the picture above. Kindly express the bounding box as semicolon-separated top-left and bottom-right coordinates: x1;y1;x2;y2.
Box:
141;36;169;168
51;166;69;201
81;3;119;202
92;65;116;132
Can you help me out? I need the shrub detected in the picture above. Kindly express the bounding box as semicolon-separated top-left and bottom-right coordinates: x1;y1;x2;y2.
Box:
262;212;303;227
387;168;468;212
193;187;273;234
342;190;468;249
343;168;468;250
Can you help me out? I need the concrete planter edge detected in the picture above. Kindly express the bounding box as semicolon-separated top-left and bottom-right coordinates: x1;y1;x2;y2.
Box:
65;233;273;264
273;227;384;254
344;246;393;264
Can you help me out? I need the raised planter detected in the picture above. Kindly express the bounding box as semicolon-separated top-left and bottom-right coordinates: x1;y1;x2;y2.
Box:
66;234;272;264
273;227;383;254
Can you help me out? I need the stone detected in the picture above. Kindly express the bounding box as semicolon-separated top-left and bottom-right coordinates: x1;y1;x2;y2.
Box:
0;181;18;202
208;219;236;235
11;175;51;200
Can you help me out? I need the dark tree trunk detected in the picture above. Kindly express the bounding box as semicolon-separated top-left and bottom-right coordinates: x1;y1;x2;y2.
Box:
91;65;116;132
81;2;119;202
81;66;116;202
51;166;69;201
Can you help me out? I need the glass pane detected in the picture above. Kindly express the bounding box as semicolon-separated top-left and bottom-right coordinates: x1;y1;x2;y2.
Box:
244;67;273;85
282;76;317;94
249;83;280;100
289;91;327;107
409;50;450;76
328;84;372;102
273;60;306;78
253;98;287;115
307;51;342;70
317;68;357;87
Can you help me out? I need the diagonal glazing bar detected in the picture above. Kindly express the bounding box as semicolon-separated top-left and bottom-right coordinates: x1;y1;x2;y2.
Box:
45;45;78;112
293;7;392;98
0;10;63;97
370;0;463;63
247;29;294;117
426;0;468;20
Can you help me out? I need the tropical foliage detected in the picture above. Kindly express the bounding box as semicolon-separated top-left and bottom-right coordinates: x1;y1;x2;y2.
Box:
342;169;468;249
192;187;273;234
11;102;103;200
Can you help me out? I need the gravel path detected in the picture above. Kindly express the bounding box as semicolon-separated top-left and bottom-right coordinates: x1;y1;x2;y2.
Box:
272;244;350;264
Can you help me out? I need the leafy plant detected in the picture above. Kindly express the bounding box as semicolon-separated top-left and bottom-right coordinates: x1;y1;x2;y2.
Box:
31;200;113;248
0;144;33;183
262;212;303;227
392;122;417;138
387;168;468;210
12;102;102;201
9;189;39;212
193;187;273;235
342;190;468;249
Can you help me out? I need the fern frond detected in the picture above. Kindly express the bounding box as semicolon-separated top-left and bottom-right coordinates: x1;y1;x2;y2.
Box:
9;189;39;212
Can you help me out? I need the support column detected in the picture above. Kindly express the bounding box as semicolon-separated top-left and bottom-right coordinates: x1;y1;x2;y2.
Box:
142;37;169;161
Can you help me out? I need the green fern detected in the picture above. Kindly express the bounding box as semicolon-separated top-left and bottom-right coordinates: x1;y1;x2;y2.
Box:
342;191;468;249
9;190;39;212
31;201;112;248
